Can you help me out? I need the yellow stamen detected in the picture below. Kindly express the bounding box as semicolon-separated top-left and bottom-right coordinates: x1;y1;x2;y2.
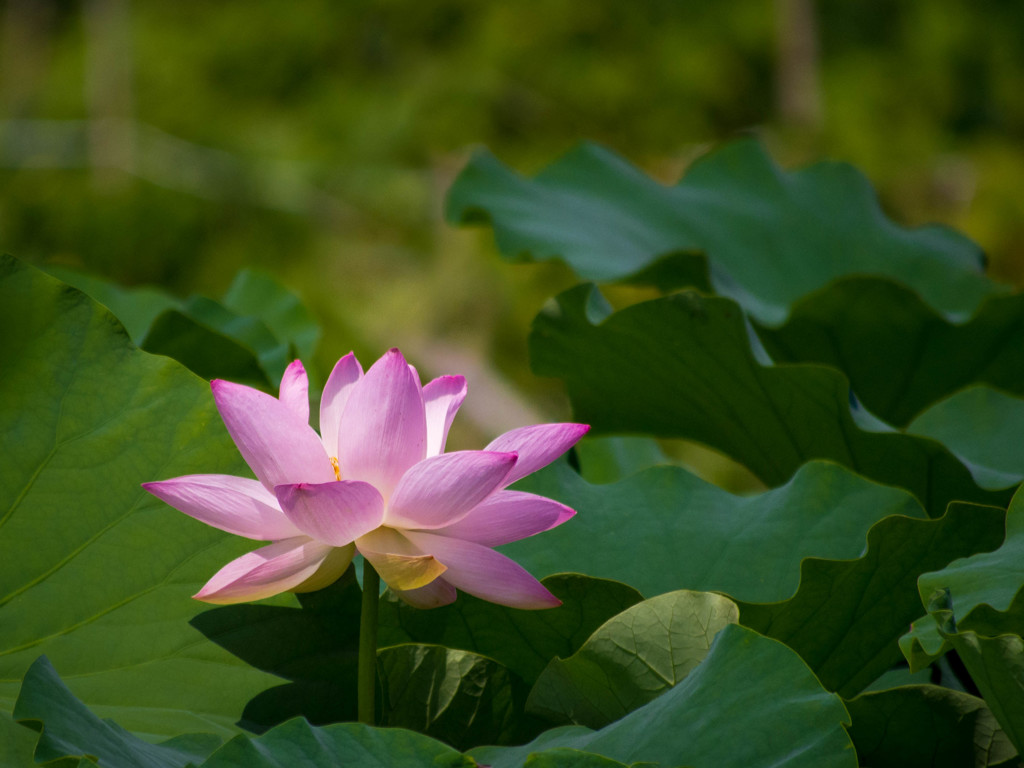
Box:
330;456;341;481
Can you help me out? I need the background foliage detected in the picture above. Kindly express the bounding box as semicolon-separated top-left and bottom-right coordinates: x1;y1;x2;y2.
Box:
2;0;1024;448
4;1;1024;766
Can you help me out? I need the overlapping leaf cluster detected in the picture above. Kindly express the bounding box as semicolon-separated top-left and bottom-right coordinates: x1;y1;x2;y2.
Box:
3;138;1024;766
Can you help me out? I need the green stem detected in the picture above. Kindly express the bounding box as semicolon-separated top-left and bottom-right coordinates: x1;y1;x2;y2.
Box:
358;558;380;726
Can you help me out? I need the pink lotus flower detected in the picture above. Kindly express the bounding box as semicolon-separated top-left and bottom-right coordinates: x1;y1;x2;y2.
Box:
144;349;588;609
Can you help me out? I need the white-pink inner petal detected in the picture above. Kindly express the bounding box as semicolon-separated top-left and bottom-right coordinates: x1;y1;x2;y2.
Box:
319;353;363;460
431;490;575;547
143;474;303;540
278;359;310;423
403;531;560;609
386;450;517;530
337;348;427;498
213;379;335;491
422;375;467;457
485;423;591;485
193;537;333;605
275;480;384;547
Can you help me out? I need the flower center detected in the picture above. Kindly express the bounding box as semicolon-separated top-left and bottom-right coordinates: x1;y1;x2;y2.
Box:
330;456;341;481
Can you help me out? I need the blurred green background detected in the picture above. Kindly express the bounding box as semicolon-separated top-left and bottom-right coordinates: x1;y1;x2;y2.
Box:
2;0;1023;455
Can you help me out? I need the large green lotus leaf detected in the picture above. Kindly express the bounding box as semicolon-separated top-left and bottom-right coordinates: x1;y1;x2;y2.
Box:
377;644;517;751
472;624;855;768
507;459;922;603
41;266;272;385
737;502;1006;698
11;629;852;767
13;656;222;768
914;484;1024;640
182;295;288;376
921;591;1024;757
526;591;739;729
756;277;1024;427
860;664;931;693
43;266;180;343
1;712;40;768
529;284;1011;516
378;574;644;685
188;567;364;733
573;436;670;485
899;616;952;673
199;719;474;768
145;287;308;389
906;385;1024;491
12;658;471;768
39;266;274;388
141;307;275;388
165;269;324;388
41;265;319;389
221;269;320;362
0;255;291;739
845;684;1018;767
943;632;1024;754
522;750;637;768
902;484;1024;682
446;139;995;325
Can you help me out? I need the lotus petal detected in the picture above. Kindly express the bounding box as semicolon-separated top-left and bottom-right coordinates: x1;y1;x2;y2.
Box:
278;359;309;423
337;348;427;496
193;537;332;604
386;450;517;530
142;474;302;540
404;530;560;609
431;490;575;547
357;527;447;591
212;379;334;490
275;480;384;547
320;352;363;460
423;375;467;457
485;423;590;485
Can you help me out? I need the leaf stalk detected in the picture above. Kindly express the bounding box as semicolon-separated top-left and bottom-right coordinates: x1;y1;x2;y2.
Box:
358;558;380;726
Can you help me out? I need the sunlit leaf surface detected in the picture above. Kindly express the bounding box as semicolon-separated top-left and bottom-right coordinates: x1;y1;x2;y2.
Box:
0;256;289;739
448;139;996;325
509;459;923;602
473;624;856;768
529;284;1011;516
907;385;1024;491
13;656;222;768
527;590;738;728
738;502;1006;697
40;265;319;389
915;485;1024;641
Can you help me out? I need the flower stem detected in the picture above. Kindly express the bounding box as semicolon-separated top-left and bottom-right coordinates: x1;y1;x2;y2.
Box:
358;558;380;726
